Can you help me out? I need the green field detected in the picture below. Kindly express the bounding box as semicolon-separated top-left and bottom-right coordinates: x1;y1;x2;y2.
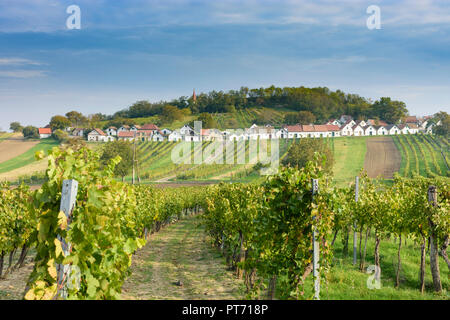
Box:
331;136;368;187
0;139;59;174
298;232;449;300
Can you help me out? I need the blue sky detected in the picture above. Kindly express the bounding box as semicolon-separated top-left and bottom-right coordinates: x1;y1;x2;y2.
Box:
0;0;449;131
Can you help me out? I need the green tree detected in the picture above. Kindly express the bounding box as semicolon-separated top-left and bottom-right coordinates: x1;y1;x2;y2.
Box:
22;126;39;139
66;111;87;127
52;129;69;142
282;138;334;175
297;111;316;124
161;105;184;123
100;140;135;181
371;97;408;124
434;112;449;137
49;115;71;131
197;113;217;128
9;122;23;133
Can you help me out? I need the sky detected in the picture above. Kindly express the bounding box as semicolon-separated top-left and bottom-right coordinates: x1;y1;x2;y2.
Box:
0;0;449;131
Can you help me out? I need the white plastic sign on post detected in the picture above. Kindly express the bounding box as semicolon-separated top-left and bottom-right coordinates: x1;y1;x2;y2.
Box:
56;179;78;299
311;179;320;300
353;176;359;266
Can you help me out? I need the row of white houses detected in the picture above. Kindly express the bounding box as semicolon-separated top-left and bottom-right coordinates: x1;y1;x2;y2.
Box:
81;117;436;143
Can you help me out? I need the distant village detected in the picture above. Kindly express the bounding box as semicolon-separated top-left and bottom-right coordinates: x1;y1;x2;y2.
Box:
37;115;440;142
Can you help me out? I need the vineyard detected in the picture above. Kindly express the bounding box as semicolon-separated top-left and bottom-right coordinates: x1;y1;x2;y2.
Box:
393;134;449;178
134;139;293;182
0;144;448;300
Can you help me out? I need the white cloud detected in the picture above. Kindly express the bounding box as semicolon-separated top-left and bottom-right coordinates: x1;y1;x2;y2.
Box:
0;70;47;78
0;58;43;66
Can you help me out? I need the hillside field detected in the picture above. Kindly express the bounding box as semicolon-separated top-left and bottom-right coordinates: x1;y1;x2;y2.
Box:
0;134;449;186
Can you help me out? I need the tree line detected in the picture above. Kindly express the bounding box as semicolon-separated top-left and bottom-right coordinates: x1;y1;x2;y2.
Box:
112;86;410;124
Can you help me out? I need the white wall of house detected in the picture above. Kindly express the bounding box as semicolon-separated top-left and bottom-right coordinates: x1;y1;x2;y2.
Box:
118;127;129;133
389;126;401;135
340;124;353;136
353;126;364;136
365;126;377;136
106;128;117;136
168;131;182;141
377;127;388;135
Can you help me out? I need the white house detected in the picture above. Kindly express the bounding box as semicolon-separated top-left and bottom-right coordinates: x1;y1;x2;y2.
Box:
376;126;388;136
352;124;365;137
398;124;410;135
118;125;130;134
408;123;419;134
39;128;52;139
87;129;108;142
326;125;341;137
117;131;135;141
152;132;165;142
387;125;401;135
168;130;183;142
285;125;304;139
275;128;288;139
184;133;201;142
340;121;354;136
161;128;172;135
364;125;377;136
106;127;117;136
180;125;194;136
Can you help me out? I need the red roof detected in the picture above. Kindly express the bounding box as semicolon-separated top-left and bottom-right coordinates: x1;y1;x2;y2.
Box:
89;128;106;136
313;125;329;132
141;124;160;130
326;125;340;131
118;131;135;138
285;125;303;132
137;130;153;136
302;125;315;132
39;128;52;134
405;116;418;123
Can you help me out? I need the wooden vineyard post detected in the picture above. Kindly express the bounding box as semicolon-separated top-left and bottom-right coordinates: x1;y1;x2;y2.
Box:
311;179;320;300
427;186;442;293
353;176;359;266
56;179;79;299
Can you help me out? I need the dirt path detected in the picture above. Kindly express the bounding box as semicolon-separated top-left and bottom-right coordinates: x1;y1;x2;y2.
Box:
364;136;401;179
0;251;35;300
121;215;245;300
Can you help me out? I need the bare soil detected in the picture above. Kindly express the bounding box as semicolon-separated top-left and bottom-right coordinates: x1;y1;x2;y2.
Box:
0;135;39;163
121;215;245;300
0;252;35;300
364;136;401;179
